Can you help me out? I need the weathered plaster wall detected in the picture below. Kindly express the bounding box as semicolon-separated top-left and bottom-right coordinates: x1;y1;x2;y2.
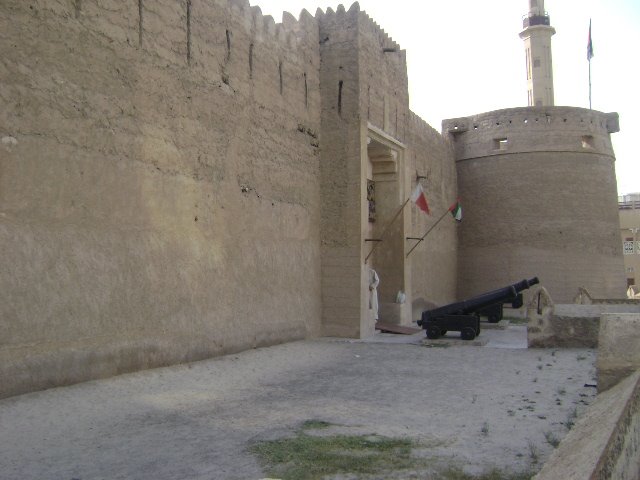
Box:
317;5;458;335
358;9;410;328
358;10;457;323
0;0;323;398
317;5;364;337
446;106;626;304
406;114;458;317
1;0;457;397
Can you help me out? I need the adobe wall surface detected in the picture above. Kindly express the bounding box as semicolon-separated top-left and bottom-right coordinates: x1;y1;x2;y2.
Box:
597;313;640;393
358;11;457;320
1;0;456;397
0;0;323;398
446;107;626;303
534;371;640;480
406;114;458;318
317;5;365;337
318;5;457;334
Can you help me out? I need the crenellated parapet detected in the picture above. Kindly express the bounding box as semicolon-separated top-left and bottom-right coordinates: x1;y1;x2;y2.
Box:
452;105;625;303
443;106;619;161
357;8;401;53
409;111;449;148
32;0;322;114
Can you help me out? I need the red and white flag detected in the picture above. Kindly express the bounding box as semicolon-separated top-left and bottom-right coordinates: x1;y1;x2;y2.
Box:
411;184;430;215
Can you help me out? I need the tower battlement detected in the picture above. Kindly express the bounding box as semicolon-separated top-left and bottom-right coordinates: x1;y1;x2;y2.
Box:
443;106;619;161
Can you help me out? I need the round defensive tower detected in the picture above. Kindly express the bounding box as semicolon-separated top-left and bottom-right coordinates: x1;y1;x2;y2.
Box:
444;106;626;303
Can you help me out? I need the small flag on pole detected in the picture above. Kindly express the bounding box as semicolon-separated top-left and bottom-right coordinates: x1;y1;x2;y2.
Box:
449;199;462;222
587;19;594;61
411;184;430;215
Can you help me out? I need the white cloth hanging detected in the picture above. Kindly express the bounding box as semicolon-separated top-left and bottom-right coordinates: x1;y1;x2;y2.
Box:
369;268;380;320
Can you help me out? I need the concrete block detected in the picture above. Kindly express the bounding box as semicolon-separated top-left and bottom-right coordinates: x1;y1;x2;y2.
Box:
597;313;640;393
527;287;640;348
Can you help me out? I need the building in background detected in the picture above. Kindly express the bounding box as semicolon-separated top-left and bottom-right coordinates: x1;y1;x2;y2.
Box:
619;193;640;287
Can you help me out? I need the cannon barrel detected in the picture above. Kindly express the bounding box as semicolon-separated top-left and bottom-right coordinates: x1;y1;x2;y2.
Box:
419;277;539;324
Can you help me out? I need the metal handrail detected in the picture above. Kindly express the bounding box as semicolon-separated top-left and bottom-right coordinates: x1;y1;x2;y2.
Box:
522;13;551;28
619;200;640;210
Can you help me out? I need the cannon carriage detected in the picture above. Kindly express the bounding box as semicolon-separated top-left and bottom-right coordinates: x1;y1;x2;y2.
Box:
417;277;539;340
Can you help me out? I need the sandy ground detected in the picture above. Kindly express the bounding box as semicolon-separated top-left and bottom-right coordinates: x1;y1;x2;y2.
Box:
0;326;597;479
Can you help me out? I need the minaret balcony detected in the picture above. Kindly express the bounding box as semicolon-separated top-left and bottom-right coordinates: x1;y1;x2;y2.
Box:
522;14;551;28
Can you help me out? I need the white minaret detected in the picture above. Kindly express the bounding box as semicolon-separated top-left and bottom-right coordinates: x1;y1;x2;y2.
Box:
520;0;555;106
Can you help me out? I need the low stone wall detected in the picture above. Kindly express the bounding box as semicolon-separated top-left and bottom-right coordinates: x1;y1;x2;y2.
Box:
526;287;640;348
533;371;640;480
574;287;640;306
597;314;640;393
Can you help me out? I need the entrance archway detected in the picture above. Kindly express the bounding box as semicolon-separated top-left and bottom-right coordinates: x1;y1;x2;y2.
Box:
365;129;410;325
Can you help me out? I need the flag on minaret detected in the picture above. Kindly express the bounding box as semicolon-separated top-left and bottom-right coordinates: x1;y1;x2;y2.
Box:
587;19;594;61
411;184;430;215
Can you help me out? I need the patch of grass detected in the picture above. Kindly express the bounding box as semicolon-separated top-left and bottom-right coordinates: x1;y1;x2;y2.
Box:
528;440;539;464
481;422;490;436
437;467;535;480
250;430;427;480
544;431;560;448
577;354;588;361
251;422;536;480
300;419;332;431
565;407;578;430
557;387;566;396
503;315;528;325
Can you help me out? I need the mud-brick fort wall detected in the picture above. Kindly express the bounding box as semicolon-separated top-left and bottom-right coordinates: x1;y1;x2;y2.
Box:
317;5;457;337
317;5;363;337
0;0;324;399
1;0;457;398
445;106;626;303
406;114;457;314
356;13;458;315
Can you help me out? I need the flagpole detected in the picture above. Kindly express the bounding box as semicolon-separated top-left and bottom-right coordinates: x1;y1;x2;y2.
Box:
365;197;411;263
588;18;593;109
405;208;450;259
589;58;592;109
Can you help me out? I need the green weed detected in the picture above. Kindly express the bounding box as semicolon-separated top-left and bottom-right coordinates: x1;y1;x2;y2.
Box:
250;431;425;479
544;431;560;448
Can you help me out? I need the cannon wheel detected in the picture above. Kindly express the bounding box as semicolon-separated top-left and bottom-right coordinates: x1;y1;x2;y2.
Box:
426;325;440;339
461;327;476;341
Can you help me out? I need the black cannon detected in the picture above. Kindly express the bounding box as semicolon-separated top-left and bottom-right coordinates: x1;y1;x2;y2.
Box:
477;293;524;323
417;277;540;340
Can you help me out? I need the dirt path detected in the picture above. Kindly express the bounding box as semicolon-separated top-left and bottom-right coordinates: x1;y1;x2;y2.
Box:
0;331;597;479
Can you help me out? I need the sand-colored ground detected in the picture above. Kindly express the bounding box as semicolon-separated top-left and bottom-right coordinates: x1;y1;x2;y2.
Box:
0;327;597;479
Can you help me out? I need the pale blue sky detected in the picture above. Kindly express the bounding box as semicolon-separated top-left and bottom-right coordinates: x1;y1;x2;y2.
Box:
255;0;640;195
